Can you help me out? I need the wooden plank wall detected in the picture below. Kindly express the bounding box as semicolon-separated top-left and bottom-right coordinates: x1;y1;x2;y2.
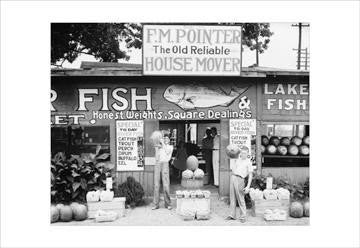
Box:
261;167;309;184
219;119;230;196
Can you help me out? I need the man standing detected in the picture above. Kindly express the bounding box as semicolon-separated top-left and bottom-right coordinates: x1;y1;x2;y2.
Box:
202;128;213;185
211;127;220;187
153;134;173;210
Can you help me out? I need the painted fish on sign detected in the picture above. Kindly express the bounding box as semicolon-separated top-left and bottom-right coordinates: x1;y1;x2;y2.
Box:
163;84;249;110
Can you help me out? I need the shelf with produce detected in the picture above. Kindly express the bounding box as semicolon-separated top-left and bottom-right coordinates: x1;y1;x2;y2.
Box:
262;155;309;159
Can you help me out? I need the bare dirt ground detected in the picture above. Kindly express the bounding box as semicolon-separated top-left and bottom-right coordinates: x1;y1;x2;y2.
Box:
52;197;309;226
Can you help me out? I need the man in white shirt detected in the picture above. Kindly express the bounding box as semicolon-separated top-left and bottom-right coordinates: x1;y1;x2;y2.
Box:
153;134;174;210
226;146;253;222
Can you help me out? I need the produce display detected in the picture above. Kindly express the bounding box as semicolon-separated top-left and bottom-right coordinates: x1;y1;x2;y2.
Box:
52;202;88;223
289;201;304;218
100;189;114;202
261;135;309;156
249;188;290;201
225;144;240;158
264;209;287;221
181;159;205;189
263;189;278;200
249;188;264;200
94;209;118;222
86;190;101;202
176;190;211;221
275;188;290;200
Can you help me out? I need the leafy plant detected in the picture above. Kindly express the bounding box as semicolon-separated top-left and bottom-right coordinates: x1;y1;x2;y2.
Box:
115;176;145;208
51;145;114;204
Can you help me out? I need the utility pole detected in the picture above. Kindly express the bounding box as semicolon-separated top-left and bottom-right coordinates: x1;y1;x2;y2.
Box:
292;23;310;69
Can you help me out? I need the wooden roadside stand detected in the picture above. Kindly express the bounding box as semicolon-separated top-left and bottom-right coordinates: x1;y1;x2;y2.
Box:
51;62;309;201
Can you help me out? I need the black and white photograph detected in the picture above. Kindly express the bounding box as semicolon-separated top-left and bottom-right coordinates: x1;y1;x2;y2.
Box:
1;1;359;248
50;22;310;226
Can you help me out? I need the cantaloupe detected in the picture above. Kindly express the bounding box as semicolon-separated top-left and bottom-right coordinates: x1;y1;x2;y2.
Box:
291;136;302;146
277;145;288;155
280;137;291;146
299;145;309;156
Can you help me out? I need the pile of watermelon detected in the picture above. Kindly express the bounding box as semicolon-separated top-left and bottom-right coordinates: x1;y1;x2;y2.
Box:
261;135;309;156
290;200;310;218
51;202;88;223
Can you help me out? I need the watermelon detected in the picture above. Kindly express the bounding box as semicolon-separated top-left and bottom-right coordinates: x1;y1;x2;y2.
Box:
280;137;291;146
277;145;288;155
59;205;73;222
291;136;302;146
269;136;280;146
290;201;304;218
303;201;310;217
288;145;299;155
299;145;310;156
50;205;60;223
261;145;266;154
72;204;88;221
225;144;240;158
261;135;269;146
302;136;310;146
186;155;199;170
266;145;277;155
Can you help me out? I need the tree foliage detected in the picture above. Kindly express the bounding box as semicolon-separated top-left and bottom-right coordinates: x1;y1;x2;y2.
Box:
51;23;142;65
242;23;273;54
51;23;272;66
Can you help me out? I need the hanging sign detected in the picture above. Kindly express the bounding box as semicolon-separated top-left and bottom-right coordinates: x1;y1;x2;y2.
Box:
116;120;144;171
143;25;242;76
229;119;256;164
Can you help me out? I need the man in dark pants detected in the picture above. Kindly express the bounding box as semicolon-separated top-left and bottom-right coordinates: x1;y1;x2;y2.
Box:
201;128;214;185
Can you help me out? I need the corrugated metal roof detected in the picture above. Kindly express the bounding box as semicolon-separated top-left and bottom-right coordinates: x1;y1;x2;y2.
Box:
51;61;309;77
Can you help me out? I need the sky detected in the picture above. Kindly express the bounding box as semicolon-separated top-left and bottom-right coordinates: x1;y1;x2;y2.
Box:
61;23;310;70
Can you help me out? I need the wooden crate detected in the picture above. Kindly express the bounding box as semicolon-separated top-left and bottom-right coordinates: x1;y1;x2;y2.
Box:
181;178;204;189
87;197;126;219
251;199;290;217
176;197;211;220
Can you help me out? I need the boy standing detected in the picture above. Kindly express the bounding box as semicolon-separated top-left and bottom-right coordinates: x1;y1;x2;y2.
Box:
152;134;174;210
226;146;253;222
